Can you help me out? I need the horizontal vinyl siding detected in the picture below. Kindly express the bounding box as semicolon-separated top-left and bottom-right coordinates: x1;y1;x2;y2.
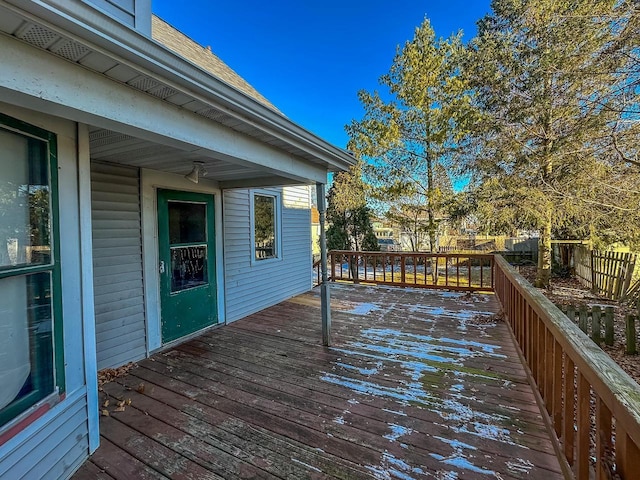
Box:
224;186;312;322
85;0;135;27
0;391;89;480
91;161;146;370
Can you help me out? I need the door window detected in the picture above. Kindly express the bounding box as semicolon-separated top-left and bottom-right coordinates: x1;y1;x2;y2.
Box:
168;201;208;292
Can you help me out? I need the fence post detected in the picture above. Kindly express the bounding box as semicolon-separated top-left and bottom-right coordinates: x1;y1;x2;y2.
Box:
591;250;597;294
591;306;601;345
604;307;615;346
626;314;637;355
579;305;589;334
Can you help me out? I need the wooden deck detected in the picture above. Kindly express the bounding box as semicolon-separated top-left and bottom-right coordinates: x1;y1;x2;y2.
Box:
73;284;564;480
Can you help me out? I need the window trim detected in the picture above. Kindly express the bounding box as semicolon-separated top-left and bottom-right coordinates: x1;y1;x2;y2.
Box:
0;112;64;434
249;189;282;265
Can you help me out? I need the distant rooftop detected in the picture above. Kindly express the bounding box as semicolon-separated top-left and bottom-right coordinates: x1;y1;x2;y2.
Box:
151;15;279;112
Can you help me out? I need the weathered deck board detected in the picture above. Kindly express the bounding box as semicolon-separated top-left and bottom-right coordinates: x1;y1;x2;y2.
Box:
74;284;564;479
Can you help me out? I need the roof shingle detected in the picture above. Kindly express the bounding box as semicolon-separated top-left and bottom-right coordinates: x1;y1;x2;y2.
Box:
151;15;279;112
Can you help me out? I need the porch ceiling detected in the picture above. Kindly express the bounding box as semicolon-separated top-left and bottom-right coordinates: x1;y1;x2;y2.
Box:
88;127;282;186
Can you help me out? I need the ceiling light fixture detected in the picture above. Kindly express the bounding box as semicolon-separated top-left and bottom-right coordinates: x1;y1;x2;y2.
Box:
185;161;207;184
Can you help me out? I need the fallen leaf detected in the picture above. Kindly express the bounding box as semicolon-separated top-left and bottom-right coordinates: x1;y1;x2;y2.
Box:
102;399;109;408
101;409;109;417
136;383;145;393
114;406;126;412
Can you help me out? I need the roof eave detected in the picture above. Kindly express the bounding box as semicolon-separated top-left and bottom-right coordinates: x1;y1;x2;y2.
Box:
7;0;356;173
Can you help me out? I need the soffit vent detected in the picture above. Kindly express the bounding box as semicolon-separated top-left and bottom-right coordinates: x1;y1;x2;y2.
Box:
198;108;233;123
149;85;178;99
128;75;159;92
89;129;133;147
51;39;90;62
17;23;58;49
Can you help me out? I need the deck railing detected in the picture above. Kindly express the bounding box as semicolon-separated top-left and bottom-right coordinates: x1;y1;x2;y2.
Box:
494;255;640;480
315;250;494;292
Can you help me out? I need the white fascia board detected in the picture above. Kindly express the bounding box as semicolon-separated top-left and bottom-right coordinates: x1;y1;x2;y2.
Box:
4;0;355;173
0;35;328;184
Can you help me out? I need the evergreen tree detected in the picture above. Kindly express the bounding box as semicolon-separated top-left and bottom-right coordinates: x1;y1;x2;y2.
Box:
463;0;640;286
326;162;379;252
347;19;473;252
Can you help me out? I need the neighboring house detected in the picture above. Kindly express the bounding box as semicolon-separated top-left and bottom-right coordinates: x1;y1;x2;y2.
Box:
0;1;353;479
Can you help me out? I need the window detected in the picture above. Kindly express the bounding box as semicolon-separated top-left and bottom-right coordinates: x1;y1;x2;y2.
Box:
251;192;280;262
0;113;63;430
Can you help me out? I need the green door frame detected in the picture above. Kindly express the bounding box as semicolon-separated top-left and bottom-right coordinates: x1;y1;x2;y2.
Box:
157;189;217;343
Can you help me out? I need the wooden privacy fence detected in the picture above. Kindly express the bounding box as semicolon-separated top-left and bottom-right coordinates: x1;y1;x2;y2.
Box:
316;250;494;292
495;255;640;480
437;247;538;265
574;246;637;301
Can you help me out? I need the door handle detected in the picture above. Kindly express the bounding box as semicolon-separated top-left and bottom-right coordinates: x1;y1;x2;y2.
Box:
159;260;165;274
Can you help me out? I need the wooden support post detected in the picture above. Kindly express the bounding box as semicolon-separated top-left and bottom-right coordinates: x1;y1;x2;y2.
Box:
552;340;562;435
537;321;546;397
604;307;614;346
616;427;640;480
625;314;637;355
576;373;590;479
578;305;588;334
567;305;576;325
316;182;331;347
563;355;575;466
595;397;612;480
545;328;554;414
591;306;601;345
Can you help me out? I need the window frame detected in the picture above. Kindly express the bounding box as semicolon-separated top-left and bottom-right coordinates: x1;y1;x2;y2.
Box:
0;112;64;433
249;189;282;265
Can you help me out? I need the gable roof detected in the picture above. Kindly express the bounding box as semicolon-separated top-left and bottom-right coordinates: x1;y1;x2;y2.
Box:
151;15;278;112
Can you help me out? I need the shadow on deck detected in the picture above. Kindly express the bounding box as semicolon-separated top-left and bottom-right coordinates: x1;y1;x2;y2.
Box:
73;284;563;479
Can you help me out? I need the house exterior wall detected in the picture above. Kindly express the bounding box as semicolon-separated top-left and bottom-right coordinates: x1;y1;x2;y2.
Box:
224;186;313;322
91;161;146;370
0;103;93;479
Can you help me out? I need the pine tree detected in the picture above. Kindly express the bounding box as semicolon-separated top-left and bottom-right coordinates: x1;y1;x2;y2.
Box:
347;19;473;252
464;0;640;286
326;162;379;252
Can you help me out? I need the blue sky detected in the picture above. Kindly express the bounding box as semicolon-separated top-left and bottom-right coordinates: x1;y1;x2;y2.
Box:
153;1;492;149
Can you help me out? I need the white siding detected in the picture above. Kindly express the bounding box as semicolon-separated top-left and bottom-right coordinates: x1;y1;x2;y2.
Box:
224;186;312;322
0;392;89;480
91;161;146;369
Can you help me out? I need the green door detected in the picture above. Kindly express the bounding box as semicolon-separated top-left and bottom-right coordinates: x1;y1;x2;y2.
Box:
157;189;217;343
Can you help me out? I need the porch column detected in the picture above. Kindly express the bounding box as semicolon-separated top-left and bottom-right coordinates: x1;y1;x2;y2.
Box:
316;182;331;346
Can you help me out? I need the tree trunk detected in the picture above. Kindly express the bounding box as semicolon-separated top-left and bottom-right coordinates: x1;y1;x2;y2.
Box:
535;211;552;287
426;152;436;253
535;72;554;288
